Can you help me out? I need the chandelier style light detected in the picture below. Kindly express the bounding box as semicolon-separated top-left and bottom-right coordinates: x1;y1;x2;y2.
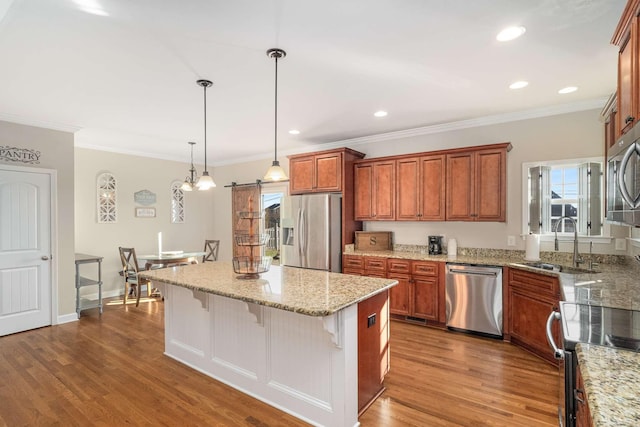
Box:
263;48;288;182
181;141;198;191
195;79;216;190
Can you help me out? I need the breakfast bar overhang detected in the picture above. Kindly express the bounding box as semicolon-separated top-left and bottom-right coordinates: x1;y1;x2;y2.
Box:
139;263;397;427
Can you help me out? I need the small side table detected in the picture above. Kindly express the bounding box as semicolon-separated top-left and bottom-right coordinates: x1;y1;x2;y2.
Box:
75;253;103;318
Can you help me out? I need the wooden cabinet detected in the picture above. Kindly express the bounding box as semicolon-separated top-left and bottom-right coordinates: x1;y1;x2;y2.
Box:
343;254;364;275
354;160;395;220
387;259;440;322
446;144;510;222
357;290;389;414
289;151;341;193
612;1;640;138
396;155;446;221
575;365;593;427
288;148;365;247
506;268;560;365
343;255;387;278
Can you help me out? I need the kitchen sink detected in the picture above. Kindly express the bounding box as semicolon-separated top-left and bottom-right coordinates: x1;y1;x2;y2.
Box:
519;262;600;275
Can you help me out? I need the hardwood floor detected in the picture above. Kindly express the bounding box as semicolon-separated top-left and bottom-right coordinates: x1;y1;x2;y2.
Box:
0;298;558;426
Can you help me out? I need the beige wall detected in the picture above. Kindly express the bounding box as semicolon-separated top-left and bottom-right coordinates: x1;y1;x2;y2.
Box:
354;108;629;254
74;148;216;297
0;120;75;318
209;109;631;256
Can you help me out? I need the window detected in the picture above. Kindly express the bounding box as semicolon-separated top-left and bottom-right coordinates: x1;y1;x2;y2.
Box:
525;158;603;237
97;172;117;223
171;181;185;224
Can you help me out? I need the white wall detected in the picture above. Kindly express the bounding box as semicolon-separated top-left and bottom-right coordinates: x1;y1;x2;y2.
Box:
0;120;76;318
74;148;215;297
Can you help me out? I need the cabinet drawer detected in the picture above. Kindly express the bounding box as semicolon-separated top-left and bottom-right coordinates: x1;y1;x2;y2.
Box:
387;259;411;274
411;261;438;277
509;268;558;296
343;255;364;269
364;256;387;273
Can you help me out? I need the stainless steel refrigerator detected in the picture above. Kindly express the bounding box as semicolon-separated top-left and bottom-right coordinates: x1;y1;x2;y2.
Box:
281;194;342;272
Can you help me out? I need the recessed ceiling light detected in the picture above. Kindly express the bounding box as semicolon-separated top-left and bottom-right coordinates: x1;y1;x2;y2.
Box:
509;81;529;89
558;86;578;94
288;129;300;135
374;111;388;118
497;26;526;42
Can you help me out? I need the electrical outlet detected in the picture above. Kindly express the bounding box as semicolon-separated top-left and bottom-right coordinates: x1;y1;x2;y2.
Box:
367;314;376;328
507;235;516;246
615;238;627;251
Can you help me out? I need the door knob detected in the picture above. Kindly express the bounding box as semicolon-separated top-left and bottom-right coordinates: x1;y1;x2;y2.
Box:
41;256;49;261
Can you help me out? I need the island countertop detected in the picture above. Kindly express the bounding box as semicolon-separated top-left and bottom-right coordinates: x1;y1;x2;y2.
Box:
139;262;397;316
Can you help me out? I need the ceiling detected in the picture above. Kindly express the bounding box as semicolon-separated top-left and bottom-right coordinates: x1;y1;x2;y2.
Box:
0;0;627;166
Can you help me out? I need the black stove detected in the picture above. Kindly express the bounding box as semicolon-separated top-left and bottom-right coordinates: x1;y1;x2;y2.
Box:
560;302;640;352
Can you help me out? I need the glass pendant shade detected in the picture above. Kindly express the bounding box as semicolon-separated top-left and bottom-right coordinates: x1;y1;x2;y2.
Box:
181;180;194;191
263;160;287;181
196;171;216;190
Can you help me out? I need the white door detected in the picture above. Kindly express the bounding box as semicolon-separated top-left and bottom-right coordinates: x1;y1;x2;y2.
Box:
0;168;52;336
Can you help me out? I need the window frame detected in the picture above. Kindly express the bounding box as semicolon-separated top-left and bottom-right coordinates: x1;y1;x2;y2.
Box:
521;157;612;244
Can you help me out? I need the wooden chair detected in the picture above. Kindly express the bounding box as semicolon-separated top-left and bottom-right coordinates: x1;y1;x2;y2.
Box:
118;247;152;307
203;240;220;262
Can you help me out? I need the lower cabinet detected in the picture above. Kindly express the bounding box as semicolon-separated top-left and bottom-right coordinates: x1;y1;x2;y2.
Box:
575;365;593;427
387;259;440;322
506;268;560;365
357;290;390;414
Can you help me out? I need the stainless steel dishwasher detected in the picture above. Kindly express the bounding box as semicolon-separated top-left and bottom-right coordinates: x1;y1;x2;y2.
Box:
445;263;503;337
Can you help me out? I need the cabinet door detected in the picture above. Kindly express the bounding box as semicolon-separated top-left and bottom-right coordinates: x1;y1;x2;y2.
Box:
420;155;446;221
575;366;593;427
354;163;374;220
508;289;558;365
412;276;438;321
618;23;636;137
446;151;474;220
354;161;395;220
387;273;411;316
396;157;420;220
315;152;342;192
373;161;395;220
289;156;315;194
476;148;506;221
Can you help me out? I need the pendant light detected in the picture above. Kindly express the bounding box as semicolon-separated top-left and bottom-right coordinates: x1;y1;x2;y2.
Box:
263;48;288;182
181;141;198;191
195;79;216;190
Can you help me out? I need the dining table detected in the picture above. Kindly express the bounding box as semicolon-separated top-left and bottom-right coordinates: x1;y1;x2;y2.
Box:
137;251;208;270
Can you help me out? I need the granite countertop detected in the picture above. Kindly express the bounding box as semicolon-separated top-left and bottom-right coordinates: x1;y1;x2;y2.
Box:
139;262;397;317
576;344;640;426
346;248;640;310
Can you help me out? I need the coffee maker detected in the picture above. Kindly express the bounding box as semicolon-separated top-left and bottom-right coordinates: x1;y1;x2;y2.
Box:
428;235;443;255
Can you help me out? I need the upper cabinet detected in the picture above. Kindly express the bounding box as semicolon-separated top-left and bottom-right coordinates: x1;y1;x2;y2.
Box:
354;159;395;220
396;155;446;221
446;144;510;222
612;1;640;138
288;147;365;247
353;143;510;222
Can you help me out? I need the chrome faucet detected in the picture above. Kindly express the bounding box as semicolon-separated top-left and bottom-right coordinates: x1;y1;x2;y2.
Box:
553;216;583;268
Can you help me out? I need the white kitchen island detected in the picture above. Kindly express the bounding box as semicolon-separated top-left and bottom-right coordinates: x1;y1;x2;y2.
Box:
139;262;397;427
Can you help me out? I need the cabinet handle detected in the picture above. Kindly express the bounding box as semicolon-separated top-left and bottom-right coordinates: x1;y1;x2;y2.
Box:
574;388;585;405
625;115;635;124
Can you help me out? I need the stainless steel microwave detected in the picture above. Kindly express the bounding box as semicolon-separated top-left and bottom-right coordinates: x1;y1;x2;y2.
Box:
607;122;640;226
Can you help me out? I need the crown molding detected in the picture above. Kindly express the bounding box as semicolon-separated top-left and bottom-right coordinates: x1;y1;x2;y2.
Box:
0;113;81;133
212;98;609;166
330;97;609;150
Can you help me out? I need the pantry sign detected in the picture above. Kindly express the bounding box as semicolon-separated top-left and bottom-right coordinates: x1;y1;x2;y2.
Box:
0;146;41;164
